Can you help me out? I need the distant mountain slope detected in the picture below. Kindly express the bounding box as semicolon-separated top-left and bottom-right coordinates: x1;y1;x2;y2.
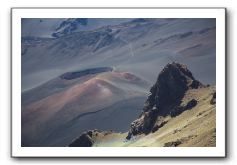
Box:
21;18;216;91
52;18;88;38
21;18;132;38
69;63;216;147
22;68;149;146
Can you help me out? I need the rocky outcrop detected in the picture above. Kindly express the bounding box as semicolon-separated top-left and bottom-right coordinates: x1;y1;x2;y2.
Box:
126;62;203;139
68;130;99;147
151;117;168;133
143;62;203;115
210;92;216;105
68;62;206;145
170;99;198;117
68;129;115;147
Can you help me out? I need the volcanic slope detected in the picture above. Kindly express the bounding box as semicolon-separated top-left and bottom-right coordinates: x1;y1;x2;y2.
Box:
22;67;149;146
22;18;216;91
69;63;216;147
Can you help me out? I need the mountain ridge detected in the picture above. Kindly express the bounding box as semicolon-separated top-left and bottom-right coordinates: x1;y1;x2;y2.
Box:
126;62;204;139
68;62;216;147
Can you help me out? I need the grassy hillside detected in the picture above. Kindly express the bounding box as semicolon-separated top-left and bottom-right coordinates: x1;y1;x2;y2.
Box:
92;86;216;147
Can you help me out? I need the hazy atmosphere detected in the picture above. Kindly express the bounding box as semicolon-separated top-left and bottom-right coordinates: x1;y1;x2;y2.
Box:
21;18;216;147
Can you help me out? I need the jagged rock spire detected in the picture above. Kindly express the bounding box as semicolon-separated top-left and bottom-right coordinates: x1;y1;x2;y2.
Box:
126;62;203;139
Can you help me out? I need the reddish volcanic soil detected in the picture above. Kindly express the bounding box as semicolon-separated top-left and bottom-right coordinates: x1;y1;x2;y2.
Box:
22;71;148;146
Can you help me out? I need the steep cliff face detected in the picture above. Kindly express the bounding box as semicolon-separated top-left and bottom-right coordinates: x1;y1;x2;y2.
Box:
126;62;204;139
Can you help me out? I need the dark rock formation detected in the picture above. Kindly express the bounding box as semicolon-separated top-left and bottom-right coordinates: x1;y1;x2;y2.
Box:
163;135;197;147
69;130;99;147
143;62;202;115
164;140;182;147
68;129;115;147
60;67;113;80
69;132;93;147
126;62;203;139
170;99;198;117
126;109;159;139
185;99;198;110
152;118;168;133
210;92;216;105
